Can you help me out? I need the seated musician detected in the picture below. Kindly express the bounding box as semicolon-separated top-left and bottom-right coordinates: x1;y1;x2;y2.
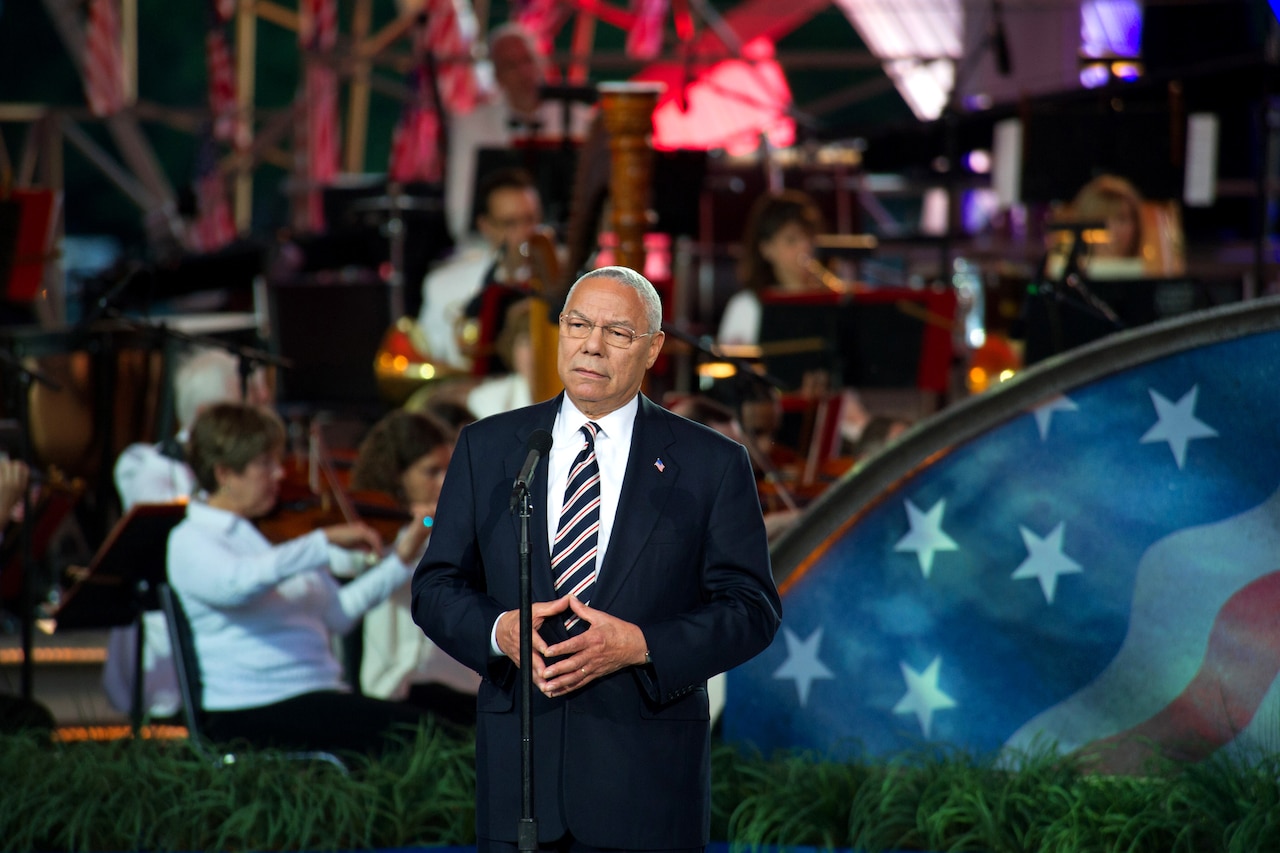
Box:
1045;173;1184;280
1044;174;1147;281
717;189;827;348
167;402;432;755
716;190;873;450
445;22;593;241
349;409;479;727
417;167;544;374
102;347;268;720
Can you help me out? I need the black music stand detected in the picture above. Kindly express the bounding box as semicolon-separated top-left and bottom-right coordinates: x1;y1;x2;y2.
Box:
50;503;187;732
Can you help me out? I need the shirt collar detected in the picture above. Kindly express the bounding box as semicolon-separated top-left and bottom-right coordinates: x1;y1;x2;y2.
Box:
556;394;638;448
185;499;248;536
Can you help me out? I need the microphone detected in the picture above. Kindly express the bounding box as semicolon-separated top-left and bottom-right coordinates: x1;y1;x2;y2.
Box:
510;429;553;511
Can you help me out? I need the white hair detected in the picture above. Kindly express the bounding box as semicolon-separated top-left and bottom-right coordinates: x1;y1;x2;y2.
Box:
173;348;243;430
566;266;663;333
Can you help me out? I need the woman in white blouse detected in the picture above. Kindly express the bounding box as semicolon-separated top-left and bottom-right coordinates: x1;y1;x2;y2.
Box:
167;403;433;755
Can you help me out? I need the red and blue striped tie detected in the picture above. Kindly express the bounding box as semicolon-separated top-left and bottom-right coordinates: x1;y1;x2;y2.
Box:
553;422;601;632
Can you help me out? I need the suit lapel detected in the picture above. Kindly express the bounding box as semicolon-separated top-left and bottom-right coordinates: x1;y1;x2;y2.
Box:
593;395;676;611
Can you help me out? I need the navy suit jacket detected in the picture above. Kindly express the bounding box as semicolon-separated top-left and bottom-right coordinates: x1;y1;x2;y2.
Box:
411;393;781;849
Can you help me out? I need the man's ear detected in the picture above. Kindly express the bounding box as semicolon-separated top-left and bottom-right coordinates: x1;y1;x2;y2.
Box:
645;331;665;369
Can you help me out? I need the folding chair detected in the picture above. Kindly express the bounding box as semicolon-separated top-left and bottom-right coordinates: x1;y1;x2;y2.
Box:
158;582;346;772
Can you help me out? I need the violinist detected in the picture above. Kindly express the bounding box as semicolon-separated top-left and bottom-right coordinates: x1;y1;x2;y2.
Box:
349;409;480;727
102;347;267;720
167;402;432;755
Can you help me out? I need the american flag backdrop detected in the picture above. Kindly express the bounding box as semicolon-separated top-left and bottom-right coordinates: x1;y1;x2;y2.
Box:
83;0;126;117
725;303;1280;772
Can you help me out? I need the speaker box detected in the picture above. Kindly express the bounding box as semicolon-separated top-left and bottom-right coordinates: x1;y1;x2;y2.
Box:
269;271;391;406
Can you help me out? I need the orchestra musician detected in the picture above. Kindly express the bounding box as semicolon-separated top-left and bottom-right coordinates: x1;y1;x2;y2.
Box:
417;167;545;376
445;22;593;242
167;402;433;755
716;189;827;349
101;348;268;721
349;409;479;728
713;189;873;473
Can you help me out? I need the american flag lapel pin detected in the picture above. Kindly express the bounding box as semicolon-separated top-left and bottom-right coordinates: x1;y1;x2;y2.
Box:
654;458;665;473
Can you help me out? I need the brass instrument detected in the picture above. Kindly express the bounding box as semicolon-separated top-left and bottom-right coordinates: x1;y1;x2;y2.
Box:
373;317;468;406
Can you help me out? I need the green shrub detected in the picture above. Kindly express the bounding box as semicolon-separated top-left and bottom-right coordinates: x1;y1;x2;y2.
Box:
6;726;1280;852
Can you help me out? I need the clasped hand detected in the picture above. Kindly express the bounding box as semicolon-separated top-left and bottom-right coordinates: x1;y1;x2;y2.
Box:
497;595;647;697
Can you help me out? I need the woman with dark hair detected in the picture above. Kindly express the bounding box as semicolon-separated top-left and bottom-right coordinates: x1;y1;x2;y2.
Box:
167;403;433;755
351;410;479;726
718;189;826;346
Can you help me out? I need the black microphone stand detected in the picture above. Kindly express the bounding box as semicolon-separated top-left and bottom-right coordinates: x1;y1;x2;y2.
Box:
1038;221;1125;354
0;350;61;701
510;479;538;853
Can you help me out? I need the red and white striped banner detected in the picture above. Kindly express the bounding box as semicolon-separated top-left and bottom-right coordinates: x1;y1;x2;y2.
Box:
84;0;126;117
388;66;443;183
300;0;340;229
188;134;237;253
515;0;569;57
421;0;479;114
626;0;669;61
205;27;239;143
388;0;482;182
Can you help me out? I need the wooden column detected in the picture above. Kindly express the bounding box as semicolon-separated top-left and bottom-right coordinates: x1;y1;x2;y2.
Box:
598;82;663;273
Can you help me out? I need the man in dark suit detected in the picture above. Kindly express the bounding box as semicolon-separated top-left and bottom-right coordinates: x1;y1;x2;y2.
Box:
412;265;781;853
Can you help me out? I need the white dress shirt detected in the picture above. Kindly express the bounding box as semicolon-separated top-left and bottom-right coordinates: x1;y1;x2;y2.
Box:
716;290;762;347
545;394;637;571
417;242;495;369
488;394;638;654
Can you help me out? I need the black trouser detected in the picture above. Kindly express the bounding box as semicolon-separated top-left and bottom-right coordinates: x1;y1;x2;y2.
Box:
203;690;427;756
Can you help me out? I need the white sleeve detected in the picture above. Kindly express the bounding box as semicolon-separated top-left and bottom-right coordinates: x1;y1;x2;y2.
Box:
324;553;414;633
717;291;762;346
168;526;330;609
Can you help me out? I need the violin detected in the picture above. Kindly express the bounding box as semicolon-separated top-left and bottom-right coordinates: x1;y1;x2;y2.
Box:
256;422;413;548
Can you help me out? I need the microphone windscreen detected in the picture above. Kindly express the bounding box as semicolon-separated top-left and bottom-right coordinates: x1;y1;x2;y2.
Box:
528;429;554;455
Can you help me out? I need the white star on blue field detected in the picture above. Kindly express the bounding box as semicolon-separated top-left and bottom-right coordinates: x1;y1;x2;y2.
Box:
725;330;1280;760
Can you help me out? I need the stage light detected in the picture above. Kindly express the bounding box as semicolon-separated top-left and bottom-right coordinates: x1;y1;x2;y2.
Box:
1079;62;1110;89
1110;60;1143;81
697;361;737;380
965;149;992;174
